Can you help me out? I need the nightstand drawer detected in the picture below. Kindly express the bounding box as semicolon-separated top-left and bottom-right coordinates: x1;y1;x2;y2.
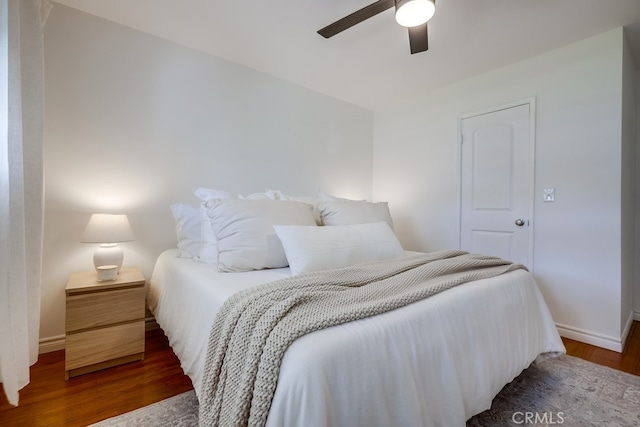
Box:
65;321;145;370
66;286;145;332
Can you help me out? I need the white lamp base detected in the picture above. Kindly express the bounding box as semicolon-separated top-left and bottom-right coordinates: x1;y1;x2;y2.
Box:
94;243;124;272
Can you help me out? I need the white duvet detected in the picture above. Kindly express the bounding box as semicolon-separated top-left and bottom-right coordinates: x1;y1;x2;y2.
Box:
148;249;564;426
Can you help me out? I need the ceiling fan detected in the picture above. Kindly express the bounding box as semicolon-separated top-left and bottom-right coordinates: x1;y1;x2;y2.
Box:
318;0;436;54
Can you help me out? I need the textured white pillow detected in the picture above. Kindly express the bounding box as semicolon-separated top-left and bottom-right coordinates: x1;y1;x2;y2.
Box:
170;203;201;258
319;201;394;229
274;222;404;276
207;199;316;272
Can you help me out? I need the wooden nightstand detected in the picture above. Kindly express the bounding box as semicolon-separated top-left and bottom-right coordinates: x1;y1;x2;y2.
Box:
65;267;146;379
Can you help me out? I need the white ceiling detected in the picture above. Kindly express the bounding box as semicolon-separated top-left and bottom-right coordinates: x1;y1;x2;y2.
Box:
53;0;640;110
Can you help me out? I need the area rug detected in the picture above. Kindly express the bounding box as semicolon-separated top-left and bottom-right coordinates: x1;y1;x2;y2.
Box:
90;355;640;426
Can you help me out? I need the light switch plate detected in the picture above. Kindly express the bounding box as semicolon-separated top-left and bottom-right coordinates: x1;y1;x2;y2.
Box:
543;188;555;202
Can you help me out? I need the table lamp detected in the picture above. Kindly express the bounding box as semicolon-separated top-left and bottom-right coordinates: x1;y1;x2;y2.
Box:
81;213;134;275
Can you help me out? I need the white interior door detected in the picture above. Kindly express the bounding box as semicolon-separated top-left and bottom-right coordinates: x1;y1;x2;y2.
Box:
460;103;533;266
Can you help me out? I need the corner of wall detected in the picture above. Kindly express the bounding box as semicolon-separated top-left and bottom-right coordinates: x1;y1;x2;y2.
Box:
632;39;640;318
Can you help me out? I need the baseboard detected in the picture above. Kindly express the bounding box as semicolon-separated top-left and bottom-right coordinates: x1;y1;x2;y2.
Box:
634;310;640;321
621;311;635;351
39;334;65;354
145;315;160;331
556;322;624;353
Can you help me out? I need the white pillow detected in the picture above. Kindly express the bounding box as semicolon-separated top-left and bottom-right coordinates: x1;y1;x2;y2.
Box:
278;192;369;225
319;201;394;229
274;222;404;276
278;193;317;205
317;191;365;202
278;193;322;225
240;189;282;200
192;188;281;263
207;199;316;272
170;203;201;258
194;188;236;263
194;187;281;201
193;187;237;201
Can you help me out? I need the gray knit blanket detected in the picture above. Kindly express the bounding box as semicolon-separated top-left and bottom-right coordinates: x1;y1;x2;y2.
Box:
198;250;526;427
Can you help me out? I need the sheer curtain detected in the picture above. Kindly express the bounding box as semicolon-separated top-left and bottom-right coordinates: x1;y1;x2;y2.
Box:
0;0;51;406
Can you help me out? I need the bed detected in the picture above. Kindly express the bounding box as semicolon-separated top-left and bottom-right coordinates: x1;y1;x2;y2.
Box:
149;192;565;426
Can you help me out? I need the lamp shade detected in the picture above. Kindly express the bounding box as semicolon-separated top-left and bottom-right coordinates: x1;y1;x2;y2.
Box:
395;0;435;27
82;214;134;274
81;214;134;243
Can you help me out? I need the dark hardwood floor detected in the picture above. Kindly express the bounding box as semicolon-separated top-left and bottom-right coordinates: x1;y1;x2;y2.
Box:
0;329;193;427
1;323;639;426
562;320;640;376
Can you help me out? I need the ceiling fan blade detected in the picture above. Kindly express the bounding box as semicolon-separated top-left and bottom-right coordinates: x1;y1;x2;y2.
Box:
318;0;395;38
408;22;428;54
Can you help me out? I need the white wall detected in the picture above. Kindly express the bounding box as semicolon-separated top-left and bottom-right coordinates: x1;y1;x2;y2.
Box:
634;56;640;320
622;31;637;336
373;28;629;350
41;5;373;348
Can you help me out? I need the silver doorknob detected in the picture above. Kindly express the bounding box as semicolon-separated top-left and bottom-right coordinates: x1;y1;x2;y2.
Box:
515;219;525;226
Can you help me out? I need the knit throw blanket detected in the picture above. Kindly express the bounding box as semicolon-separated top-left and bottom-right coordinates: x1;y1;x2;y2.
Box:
198;250;526;427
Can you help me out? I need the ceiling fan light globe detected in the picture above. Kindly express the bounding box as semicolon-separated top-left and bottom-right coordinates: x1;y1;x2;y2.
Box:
395;0;435;28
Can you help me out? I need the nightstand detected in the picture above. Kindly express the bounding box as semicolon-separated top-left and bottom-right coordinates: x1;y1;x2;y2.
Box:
65;267;146;379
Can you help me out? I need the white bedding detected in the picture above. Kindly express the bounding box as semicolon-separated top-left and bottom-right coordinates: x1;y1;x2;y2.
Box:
148;249;564;426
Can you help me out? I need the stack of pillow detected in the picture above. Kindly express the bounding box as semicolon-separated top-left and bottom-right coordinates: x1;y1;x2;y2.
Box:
170;188;404;275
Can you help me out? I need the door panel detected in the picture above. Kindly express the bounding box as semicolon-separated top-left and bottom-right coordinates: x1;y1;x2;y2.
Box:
460;103;532;266
471;230;513;262
472;125;514;210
